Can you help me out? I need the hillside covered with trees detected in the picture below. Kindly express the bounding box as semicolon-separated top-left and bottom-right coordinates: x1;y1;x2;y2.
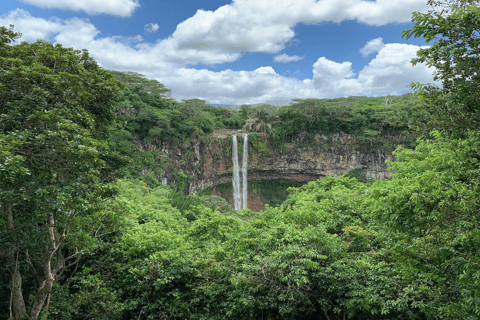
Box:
1;0;480;319
106;70;419;189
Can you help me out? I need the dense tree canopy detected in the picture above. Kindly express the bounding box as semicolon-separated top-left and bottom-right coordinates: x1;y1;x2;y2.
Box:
1;0;480;318
403;0;480;135
269;94;418;151
0;26;123;320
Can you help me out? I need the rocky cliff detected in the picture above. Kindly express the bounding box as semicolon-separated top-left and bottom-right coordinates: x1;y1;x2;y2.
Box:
137;129;395;194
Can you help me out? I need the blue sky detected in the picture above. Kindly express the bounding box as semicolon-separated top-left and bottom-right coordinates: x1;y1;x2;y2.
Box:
0;0;436;105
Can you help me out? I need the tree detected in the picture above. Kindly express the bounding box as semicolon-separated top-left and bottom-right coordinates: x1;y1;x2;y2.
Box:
402;0;480;136
109;70;171;97
0;25;123;319
367;131;480;318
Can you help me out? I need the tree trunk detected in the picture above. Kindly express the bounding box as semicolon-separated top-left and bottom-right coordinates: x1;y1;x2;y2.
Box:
29;214;64;320
30;279;54;320
11;264;27;320
5;202;28;320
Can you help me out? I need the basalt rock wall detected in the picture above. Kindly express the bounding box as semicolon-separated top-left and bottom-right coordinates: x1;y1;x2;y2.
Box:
137;130;395;194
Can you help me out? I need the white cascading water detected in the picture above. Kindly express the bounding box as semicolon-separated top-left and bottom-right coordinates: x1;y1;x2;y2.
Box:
242;133;248;210
232;133;248;210
232;134;242;210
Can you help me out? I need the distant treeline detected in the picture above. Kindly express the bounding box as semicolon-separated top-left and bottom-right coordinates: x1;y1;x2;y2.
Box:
108;71;420;185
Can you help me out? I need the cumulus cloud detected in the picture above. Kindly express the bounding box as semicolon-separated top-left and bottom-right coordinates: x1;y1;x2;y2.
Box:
1;8;436;105
166;43;435;104
7;0;429;67
166;42;435;104
17;0;140;17
311;58;361;95
310;43;435;96
0;9;99;43
164;0;429;63
274;54;304;63
165;67;314;105
144;23;159;34
356;43;435;93
360;37;385;57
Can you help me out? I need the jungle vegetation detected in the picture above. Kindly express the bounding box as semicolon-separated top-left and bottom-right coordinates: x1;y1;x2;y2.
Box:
1;0;480;318
106;71;419;188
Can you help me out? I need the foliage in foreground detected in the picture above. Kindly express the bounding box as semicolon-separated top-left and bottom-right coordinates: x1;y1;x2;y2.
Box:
0;25;124;320
402;0;480;136
40;0;480;317
42;129;480;319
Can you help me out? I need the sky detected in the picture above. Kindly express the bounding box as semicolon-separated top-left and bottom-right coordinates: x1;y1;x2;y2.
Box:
0;0;437;105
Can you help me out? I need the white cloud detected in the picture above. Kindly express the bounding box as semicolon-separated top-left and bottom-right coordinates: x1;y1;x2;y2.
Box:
165;43;435;104
0;9;99;43
1;8;436;105
163;0;429;64
171;5;293;54
165;67;312;105
309;43;435;96
254;66;277;75
360;37;385;57
356;43;436;93
144;23;159;34
311;58;361;95
7;0;429;67
17;0;139;17
164;42;435;104
274;54;304;63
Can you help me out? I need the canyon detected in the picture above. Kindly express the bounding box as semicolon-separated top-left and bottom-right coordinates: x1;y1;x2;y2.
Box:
136;129;396;197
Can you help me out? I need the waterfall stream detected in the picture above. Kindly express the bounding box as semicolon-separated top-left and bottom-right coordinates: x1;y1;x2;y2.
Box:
232;135;241;210
242;133;248;210
232;133;248;210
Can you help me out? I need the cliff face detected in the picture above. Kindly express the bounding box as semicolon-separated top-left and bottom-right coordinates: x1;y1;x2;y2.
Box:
139;130;394;194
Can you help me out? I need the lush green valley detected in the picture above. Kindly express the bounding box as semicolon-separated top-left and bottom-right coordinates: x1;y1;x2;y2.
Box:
106;70;419;191
1;1;480;318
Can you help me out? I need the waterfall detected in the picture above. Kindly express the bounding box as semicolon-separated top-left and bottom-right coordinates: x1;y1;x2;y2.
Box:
232;134;242;210
232;133;248;210
242;133;248;210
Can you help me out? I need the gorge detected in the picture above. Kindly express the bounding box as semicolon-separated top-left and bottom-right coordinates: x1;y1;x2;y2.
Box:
136;129;398;210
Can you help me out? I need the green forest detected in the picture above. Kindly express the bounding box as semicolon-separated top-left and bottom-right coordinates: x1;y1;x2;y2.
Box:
1;0;480;319
106;71;419;190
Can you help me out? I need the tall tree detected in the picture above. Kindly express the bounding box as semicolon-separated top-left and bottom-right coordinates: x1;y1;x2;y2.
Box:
0;25;123;320
402;0;480;136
